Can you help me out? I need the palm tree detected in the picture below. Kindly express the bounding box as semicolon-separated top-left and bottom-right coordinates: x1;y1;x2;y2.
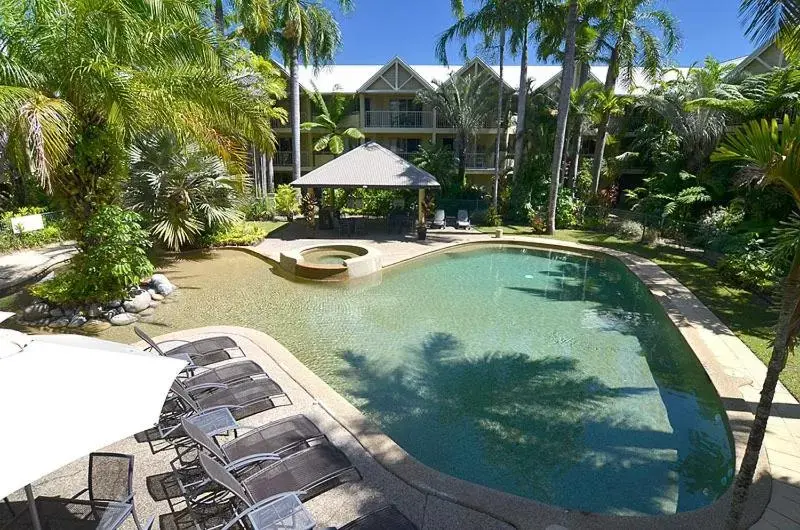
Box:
263;0;353;183
545;0;579;235
712;116;800;528
301;83;364;156
416;74;496;188
639;59;731;173
589;0;679;192
127;134;246;250
0;0;276;235
437;0;509;210
740;0;800;59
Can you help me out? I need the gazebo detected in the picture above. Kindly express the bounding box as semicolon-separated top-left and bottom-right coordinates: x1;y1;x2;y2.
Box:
290;142;440;231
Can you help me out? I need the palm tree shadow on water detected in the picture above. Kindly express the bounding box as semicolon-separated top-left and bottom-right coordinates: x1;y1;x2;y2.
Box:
336;331;706;514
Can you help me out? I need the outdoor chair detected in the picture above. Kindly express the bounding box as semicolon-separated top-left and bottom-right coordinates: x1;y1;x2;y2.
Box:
32;453;147;530
334;505;417;530
173;415;328;499
456;209;471;230
194;448;360;528
158;380;289;439
431;209;446;229
135;326;243;367
181;359;270;388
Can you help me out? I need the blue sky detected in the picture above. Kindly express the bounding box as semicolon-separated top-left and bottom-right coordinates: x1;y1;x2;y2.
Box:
330;0;755;66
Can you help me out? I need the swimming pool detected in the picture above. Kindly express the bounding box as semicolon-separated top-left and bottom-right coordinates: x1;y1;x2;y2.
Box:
101;245;734;515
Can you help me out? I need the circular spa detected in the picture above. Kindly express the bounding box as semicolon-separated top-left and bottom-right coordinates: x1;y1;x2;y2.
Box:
103;244;734;516
279;244;381;280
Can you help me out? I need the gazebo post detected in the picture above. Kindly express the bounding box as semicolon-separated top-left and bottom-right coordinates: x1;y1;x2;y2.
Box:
417;188;425;226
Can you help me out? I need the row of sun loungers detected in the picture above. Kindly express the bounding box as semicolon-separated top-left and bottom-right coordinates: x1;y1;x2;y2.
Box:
134;327;417;530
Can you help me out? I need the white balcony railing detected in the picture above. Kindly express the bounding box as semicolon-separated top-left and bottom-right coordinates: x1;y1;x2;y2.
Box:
463;152;495;169
275;151;311;167
436;116;498;129
364;110;433;128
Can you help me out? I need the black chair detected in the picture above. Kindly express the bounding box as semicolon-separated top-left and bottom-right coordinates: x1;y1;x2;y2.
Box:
336;505;417;530
135;327;243;367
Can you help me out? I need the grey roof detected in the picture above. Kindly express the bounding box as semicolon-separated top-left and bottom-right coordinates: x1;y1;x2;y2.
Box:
290;142;440;189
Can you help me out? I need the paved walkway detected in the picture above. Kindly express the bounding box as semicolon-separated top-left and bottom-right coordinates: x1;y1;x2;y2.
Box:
0;243;76;295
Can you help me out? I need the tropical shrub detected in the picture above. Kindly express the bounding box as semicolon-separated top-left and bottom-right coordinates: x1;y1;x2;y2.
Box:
696;204;745;248
0;207;65;252
609;219;644;241
525;204;547;233
243;197;276;221
275;185;300;220
717;235;778;292
31;207;153;304
556;189;584;229
127;135;245;251
205;222;269;247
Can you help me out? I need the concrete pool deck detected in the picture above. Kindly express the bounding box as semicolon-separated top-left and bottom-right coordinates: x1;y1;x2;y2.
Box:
250;233;800;528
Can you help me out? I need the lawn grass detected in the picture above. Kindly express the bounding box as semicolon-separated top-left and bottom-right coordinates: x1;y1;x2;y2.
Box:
483;227;793;397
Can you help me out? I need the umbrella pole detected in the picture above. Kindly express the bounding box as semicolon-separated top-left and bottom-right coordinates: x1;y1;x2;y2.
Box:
24;484;42;530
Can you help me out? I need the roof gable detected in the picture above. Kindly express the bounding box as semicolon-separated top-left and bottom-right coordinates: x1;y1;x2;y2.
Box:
357;57;434;93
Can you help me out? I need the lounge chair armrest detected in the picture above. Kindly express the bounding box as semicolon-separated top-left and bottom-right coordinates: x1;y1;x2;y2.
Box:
224;453;281;472
221;491;308;530
184;382;228;393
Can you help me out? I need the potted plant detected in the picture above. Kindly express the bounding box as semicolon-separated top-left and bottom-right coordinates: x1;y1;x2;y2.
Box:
417;220;427;240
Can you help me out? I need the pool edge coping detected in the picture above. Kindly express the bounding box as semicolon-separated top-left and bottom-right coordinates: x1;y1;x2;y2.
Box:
158;236;777;528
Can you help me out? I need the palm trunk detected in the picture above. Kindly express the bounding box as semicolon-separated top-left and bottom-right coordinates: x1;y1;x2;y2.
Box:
267;154;275;194
726;249;800;529
567;61;590;188
260;150;268;195
513;30;529;179
214;0;225;36
493;31;506;211
546;0;579;235
289;50;302;182
590;45;620;192
457;135;467;188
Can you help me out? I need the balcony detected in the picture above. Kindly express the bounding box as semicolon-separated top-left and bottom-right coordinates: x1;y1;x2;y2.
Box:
364;110;433;129
275;151;312;167
463;152;495;169
271;118;288;129
436;116;499;129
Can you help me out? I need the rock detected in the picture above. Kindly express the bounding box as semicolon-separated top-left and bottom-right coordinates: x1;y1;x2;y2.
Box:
103;310;116;321
23;303;50;321
63;308;76;318
110;313;139;326
107;300;122;309
147;288;157;296
123;292;151;313
87;303;103;318
68;315;87;328
148;301;159;308
48;316;71;328
49;307;64;318
83;319;112;334
151;293;164;301
139;307;155;317
151;274;175;296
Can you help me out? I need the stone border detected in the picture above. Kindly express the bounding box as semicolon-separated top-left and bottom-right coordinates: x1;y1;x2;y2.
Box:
277;243;382;280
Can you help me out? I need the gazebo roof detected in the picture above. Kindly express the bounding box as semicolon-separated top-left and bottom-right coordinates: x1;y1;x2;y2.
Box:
290;142;440;189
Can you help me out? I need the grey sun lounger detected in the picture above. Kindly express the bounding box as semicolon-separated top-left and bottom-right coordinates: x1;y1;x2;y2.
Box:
195;448;360;528
456;209;471;229
336;505;418;530
135;326;242;367
431;209;446;229
182;359;269;388
158;379;288;438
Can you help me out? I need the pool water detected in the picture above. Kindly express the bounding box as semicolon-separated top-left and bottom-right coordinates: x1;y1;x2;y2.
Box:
100;245;734;515
301;249;359;265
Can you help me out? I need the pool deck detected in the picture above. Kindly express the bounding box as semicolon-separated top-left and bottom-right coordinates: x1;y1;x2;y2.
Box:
250;233;800;529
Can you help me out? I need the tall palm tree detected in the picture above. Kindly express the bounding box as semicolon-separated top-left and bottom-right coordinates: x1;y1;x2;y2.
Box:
0;0;276;235
589;0;679;192
301;83;364;155
263;0;353;183
436;0;518;210
416;74;496;188
740;0;800;59
545;0;579;235
712;116;800;528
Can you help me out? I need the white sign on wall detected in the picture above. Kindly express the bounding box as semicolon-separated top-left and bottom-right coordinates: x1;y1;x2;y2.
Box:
10;214;45;234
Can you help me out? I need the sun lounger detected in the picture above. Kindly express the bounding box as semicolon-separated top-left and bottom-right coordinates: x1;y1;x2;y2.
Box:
195;448;360;529
456;209;471;229
431;209;446;229
182;359;269;388
337;505;418;530
135;326;242;367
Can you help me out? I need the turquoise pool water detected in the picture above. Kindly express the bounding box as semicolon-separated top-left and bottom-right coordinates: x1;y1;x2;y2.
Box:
101;245;734;515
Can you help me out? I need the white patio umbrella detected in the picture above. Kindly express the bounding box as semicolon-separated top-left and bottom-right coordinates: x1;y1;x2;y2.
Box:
0;329;187;529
